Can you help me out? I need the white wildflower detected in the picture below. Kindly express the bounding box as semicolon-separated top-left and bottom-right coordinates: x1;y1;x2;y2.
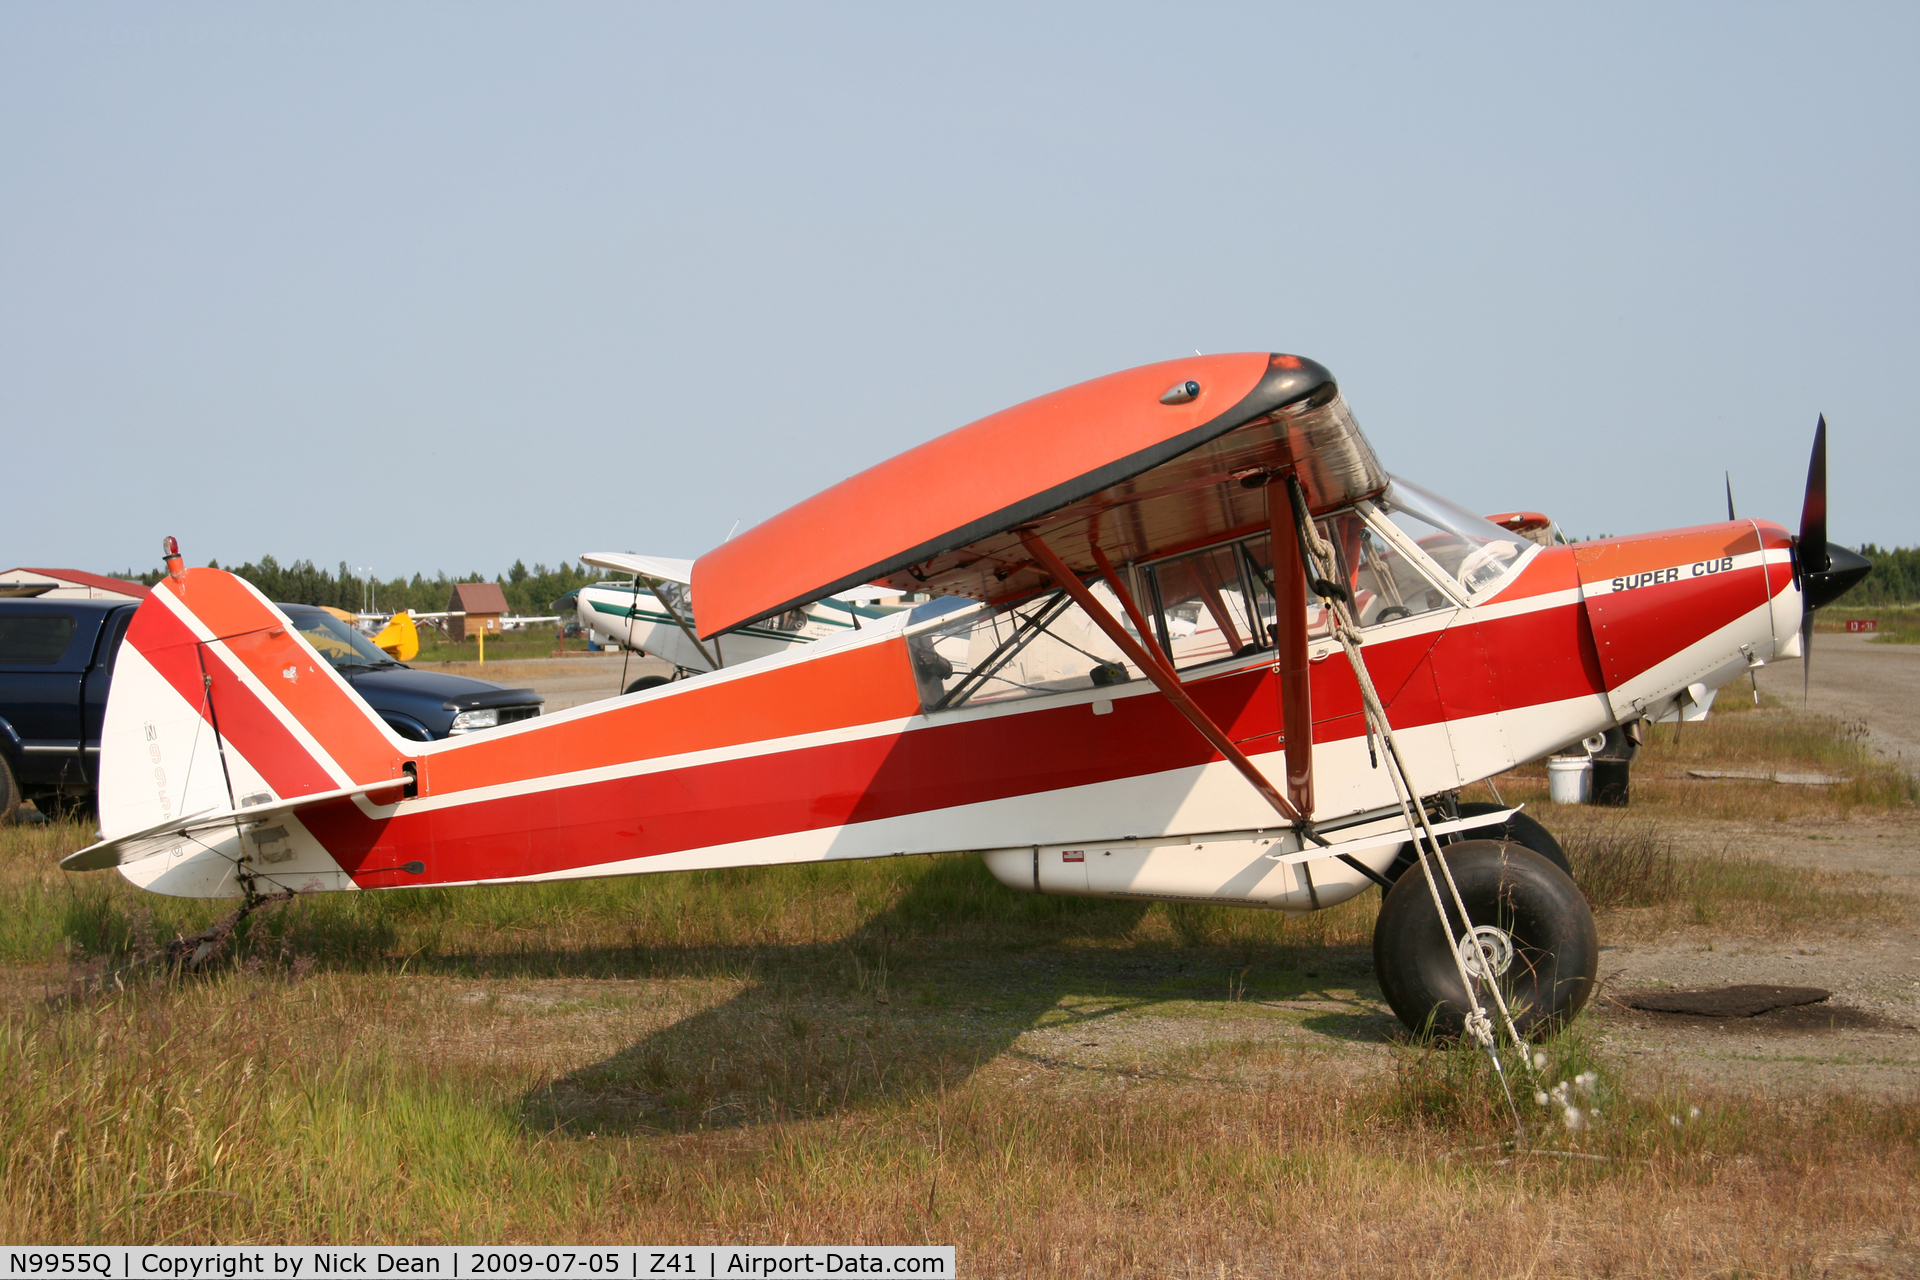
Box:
1532;1051;1549;1071
1688;1106;1701;1120
1669;1115;1683;1128
1562;1107;1584;1130
1534;1091;1550;1107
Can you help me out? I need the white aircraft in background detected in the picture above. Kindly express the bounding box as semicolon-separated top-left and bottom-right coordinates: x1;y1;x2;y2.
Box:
561;551;916;692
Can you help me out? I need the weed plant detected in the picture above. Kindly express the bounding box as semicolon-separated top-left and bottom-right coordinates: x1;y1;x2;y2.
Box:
1555;820;1900;938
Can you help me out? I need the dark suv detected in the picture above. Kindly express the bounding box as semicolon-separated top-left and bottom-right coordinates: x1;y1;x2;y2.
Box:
275;605;543;742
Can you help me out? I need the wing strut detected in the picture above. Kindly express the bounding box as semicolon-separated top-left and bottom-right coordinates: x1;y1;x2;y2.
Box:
1271;477;1316;818
1018;530;1304;826
636;576;721;671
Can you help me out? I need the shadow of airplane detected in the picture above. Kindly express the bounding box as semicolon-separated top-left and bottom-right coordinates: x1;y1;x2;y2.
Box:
513;855;1387;1135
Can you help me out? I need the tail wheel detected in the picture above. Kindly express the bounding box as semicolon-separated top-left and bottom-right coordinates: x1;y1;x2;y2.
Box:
624;675;671;695
1373;839;1598;1039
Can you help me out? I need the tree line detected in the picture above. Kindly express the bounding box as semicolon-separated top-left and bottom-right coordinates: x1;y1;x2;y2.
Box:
108;557;616;619
1844;545;1920;606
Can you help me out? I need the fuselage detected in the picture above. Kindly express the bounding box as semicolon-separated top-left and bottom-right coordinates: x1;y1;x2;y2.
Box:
98;510;1800;907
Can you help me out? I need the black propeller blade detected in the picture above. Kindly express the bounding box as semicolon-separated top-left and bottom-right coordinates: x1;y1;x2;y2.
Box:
1799;416;1830;578
1792;414;1873;702
1725;471;1736;522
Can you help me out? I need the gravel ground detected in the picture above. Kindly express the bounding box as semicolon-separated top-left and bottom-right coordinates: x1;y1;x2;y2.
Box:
431;639;1920;1098
421;653;675;712
1564;632;1920;1097
1754;630;1920;767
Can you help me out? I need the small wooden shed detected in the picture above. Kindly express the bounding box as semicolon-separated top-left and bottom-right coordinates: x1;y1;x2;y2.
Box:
447;582;510;641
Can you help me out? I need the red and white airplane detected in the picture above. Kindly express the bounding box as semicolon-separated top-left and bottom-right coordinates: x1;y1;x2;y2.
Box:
62;353;1866;1039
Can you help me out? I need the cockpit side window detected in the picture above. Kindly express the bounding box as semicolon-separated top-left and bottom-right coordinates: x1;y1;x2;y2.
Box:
651;579;691;615
908;585;1143;712
1137;511;1464;668
1143;542;1275;669
905;492;1490;710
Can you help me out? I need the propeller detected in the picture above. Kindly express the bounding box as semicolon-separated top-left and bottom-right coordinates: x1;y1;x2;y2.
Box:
1793;415;1873;702
1724;473;1759;704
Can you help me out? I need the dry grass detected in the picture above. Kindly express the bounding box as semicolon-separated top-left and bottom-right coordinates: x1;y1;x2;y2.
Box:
1555;818;1904;941
411;633;597;663
408;655;636;683
3;700;1918;1269
1;960;1916;1272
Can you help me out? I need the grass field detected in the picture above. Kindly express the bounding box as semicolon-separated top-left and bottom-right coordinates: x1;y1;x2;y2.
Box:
410;631;601;663
2;698;1916;1271
1819;603;1920;644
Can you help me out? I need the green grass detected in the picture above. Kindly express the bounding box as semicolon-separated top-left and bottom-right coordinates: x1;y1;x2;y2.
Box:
2;955;1915;1262
1817;603;1920;644
411;632;600;663
1;817;1382;975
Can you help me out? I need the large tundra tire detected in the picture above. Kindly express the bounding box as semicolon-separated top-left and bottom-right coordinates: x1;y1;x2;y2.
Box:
1384;803;1570;884
1373;839;1597;1040
0;756;17;825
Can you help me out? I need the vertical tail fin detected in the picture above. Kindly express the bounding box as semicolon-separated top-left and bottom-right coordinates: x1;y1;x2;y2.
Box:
98;567;407;841
373;610;420;661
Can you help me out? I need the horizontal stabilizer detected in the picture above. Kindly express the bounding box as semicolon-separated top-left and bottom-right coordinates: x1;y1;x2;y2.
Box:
61;778;408;872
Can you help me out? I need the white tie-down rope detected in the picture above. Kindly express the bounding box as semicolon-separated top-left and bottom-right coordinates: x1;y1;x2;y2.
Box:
1289;492;1533;1068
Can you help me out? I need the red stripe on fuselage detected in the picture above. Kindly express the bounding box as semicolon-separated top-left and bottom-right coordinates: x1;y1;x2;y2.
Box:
302;598;1614;886
423;636;924;796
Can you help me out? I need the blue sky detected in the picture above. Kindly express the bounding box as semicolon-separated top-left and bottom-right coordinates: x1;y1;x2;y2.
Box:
4;4;1916;578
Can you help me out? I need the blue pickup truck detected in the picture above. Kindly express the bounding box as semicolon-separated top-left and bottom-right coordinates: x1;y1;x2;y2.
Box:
0;597;542;821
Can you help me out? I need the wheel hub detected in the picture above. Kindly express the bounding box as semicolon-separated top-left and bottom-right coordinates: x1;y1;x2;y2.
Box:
1457;925;1514;981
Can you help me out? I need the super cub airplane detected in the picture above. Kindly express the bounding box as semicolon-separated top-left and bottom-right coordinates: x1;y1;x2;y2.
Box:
62;353;1867;1043
562;551;908;690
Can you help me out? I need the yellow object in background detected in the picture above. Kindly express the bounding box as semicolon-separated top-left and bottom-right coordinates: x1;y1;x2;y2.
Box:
372;611;420;662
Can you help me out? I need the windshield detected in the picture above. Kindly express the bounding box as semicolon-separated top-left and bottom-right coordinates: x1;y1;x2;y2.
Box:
1374;476;1535;597
285;609;397;670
